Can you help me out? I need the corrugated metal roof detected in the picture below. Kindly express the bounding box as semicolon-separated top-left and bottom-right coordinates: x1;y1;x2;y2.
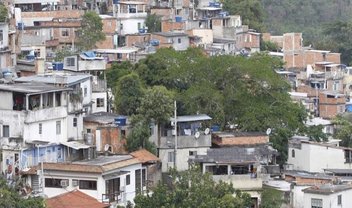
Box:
0;82;71;94
15;74;91;86
170;114;212;123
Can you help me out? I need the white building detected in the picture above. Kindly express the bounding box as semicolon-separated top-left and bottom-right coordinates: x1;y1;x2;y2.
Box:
150;114;212;172
287;138;352;173
0;82;85;174
303;184;352;208
22;155;145;206
63;52;108;113
15;73;95;114
114;1;147;35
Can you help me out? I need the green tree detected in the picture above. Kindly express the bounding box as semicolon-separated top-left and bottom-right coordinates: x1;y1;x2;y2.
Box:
0;179;45;208
223;0;266;31
261;188;283;208
333;115;352;147
0;3;7;22
77;11;106;51
106;61;134;88
54;47;74;62
134;166;252;208
260;40;280;52
145;13;161;33
126;115;156;154
114;73;144;116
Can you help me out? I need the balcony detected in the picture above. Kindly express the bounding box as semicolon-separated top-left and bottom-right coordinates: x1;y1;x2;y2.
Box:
212;174;264;190
25;106;68;123
78;60;106;71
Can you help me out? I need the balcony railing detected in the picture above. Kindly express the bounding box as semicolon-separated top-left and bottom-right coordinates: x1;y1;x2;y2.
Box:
102;192;121;203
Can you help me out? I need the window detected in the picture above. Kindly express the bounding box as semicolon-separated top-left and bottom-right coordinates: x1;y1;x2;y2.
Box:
137;22;141;29
311;198;323;208
73;118;77;127
66;57;75;67
96;98;104;107
189;151;197;156
126;174;130;185
3;125;9;137
45;178;62;188
292;149;295;158
61;28;69;37
338;195;342;205
56;121;61;135
84;87;87;97
87;129;91;133
178;38;181;44
168;152;175;163
39;123;42;135
79;180;97;190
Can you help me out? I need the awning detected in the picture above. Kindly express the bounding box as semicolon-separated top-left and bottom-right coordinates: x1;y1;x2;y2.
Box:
61;141;90;150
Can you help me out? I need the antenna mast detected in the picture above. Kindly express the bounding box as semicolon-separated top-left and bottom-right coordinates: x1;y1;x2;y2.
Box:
174;100;177;169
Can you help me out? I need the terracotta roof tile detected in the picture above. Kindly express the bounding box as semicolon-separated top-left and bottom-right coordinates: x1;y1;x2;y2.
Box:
130;149;160;163
46;190;109;208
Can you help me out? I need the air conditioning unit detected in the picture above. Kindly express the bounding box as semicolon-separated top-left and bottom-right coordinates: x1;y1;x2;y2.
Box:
72;180;78;187
60;179;69;187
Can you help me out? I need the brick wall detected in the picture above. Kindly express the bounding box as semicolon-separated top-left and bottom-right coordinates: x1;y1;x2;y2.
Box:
151;8;173;21
161;21;185;32
319;92;345;119
125;34;151;47
21;10;83;19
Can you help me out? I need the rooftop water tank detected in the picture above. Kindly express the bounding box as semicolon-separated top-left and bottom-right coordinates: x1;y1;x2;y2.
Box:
52;62;64;70
175;16;183;22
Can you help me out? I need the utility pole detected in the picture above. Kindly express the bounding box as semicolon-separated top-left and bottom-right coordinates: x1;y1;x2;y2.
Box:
174;101;177;169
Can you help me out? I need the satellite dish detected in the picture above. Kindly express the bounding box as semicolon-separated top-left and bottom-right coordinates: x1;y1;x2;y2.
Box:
194;131;200;139
266;128;272;135
104;144;110;152
204;128;210;135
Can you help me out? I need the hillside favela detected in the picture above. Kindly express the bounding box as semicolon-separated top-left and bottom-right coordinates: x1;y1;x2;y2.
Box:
1;0;352;208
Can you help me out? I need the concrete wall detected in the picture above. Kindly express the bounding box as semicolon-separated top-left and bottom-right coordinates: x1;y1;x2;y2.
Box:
120;18;146;35
190;29;213;44
0;92;13;110
303;189;352;208
0;23;9;48
213;174;263;190
159;147;208;172
288;143;352;172
92;92;107;113
292;185;309;208
0;110;25;138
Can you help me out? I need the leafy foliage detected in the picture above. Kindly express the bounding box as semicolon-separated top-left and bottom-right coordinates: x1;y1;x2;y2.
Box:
114;73;144;116
134;166;252;208
261;188;283;208
0;3;7;22
126;115;156;154
138;86;174;125
54;47;74;62
223;0;266;31
77;11;106;51
0;178;45;208
333;115;352;147
108;48;307;162
145;14;161;33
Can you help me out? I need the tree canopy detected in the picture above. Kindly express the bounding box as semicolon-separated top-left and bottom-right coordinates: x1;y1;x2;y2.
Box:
145;14;161;33
0;3;7;22
223;0;266;32
77;11;106;51
108;48;309;164
0;178;45;208
134;166;252;208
